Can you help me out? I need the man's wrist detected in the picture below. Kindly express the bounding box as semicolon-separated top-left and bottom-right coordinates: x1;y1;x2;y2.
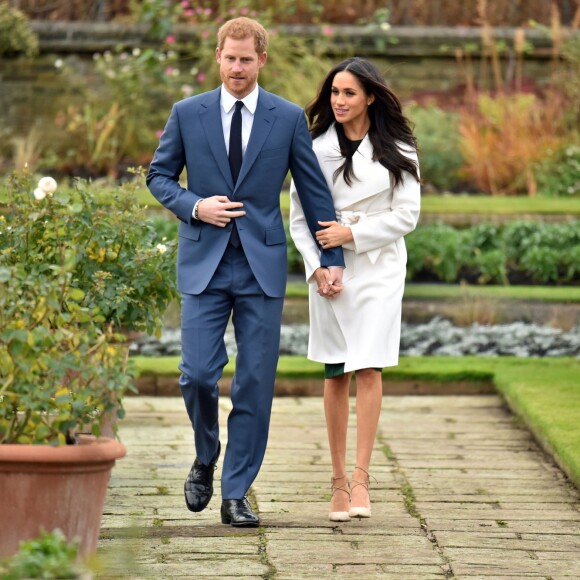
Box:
193;200;201;220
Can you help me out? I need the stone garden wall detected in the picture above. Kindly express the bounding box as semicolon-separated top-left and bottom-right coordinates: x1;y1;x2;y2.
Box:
0;22;570;137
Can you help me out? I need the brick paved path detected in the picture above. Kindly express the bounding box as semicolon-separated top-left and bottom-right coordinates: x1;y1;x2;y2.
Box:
97;395;580;579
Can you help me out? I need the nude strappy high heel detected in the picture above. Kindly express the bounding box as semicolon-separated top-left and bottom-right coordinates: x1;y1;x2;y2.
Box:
329;475;351;522
349;466;374;518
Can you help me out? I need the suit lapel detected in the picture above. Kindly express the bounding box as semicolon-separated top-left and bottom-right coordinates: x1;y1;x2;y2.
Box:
199;88;235;189
234;89;276;192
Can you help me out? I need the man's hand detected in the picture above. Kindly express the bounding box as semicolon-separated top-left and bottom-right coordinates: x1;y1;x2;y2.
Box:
327;266;343;288
313;267;343;299
197;196;245;226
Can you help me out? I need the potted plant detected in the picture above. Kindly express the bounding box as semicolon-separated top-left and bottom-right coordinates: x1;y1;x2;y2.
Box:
0;261;133;558
0;170;176;559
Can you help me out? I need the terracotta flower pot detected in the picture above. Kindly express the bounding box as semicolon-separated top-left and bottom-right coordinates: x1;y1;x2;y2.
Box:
0;435;126;559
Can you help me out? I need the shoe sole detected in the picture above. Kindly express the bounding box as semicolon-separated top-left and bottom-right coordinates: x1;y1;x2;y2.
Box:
221;516;260;527
349;507;371;518
329;511;351;522
185;500;211;512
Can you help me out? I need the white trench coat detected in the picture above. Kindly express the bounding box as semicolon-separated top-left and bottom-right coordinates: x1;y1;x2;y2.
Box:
290;125;421;372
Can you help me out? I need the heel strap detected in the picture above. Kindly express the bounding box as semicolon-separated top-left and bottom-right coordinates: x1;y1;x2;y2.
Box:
351;466;378;491
330;475;351;498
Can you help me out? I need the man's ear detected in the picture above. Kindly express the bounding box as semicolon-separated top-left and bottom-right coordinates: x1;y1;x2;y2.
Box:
258;51;267;68
216;47;221;64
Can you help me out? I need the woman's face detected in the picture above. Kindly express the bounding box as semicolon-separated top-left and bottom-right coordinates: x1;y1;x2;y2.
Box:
330;71;374;129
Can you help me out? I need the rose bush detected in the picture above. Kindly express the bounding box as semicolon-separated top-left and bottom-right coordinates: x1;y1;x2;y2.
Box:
0;169;178;336
0;168;178;444
0;263;135;444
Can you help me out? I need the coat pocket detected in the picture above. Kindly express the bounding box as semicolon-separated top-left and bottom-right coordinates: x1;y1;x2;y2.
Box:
259;146;290;160
265;226;286;245
178;222;201;241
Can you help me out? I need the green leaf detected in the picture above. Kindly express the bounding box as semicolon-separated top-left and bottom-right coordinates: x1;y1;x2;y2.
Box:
68;288;86;302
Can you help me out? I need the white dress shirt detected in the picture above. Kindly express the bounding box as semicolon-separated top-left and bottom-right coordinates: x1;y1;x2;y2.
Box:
220;83;258;157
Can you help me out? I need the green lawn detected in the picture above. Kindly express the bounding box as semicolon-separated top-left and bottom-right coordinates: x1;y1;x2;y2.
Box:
131;355;580;487
99;189;580;215
403;283;580;303
138;189;580;215
421;195;580;215
279;192;580;216
141;190;580;216
3;185;579;216
285;281;580;303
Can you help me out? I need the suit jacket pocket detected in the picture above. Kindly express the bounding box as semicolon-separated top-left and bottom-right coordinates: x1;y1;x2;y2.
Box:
259;146;290;160
265;226;286;245
178;222;201;241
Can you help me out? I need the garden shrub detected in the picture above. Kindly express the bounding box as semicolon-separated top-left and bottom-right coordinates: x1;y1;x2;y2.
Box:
458;93;566;195
405;103;464;192
533;143;580;198
0;1;38;57
394;223;462;283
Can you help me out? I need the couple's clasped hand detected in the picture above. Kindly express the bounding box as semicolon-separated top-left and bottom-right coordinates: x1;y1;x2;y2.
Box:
313;266;343;299
314;220;352;299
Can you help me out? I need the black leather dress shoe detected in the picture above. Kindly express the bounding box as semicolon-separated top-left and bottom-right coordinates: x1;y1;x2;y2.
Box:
184;442;221;512
221;497;260;527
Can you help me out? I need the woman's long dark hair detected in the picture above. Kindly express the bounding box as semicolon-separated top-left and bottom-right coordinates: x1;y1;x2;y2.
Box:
306;57;420;188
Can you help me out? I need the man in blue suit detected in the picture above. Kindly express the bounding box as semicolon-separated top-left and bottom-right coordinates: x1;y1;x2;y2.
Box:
147;17;344;527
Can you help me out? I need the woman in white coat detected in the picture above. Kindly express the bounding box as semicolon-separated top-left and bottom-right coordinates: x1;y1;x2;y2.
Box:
290;58;421;522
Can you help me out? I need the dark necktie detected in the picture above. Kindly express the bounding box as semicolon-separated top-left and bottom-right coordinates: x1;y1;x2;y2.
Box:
228;101;243;247
229;100;243;185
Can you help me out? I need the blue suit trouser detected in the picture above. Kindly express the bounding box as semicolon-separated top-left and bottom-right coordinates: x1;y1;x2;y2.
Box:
179;243;284;500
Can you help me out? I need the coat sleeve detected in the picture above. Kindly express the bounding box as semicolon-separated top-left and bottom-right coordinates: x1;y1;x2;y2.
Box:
349;149;421;254
146;104;202;225
288;113;344;269
289;179;323;282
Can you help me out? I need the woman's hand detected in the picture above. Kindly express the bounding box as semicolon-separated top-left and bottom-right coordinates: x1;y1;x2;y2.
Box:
313;267;343;299
316;221;353;249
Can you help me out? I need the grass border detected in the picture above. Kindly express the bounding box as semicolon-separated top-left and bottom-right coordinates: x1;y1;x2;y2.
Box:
285;281;580;302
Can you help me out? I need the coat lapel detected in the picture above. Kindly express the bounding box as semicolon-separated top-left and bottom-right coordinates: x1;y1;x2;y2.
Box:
316;125;390;209
199;88;235;189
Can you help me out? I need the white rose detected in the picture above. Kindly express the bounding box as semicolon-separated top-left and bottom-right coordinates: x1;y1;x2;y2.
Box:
156;243;168;254
37;176;58;194
33;188;47;200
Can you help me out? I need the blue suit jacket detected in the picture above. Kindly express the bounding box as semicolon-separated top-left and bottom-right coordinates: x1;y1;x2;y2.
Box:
147;86;344;298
